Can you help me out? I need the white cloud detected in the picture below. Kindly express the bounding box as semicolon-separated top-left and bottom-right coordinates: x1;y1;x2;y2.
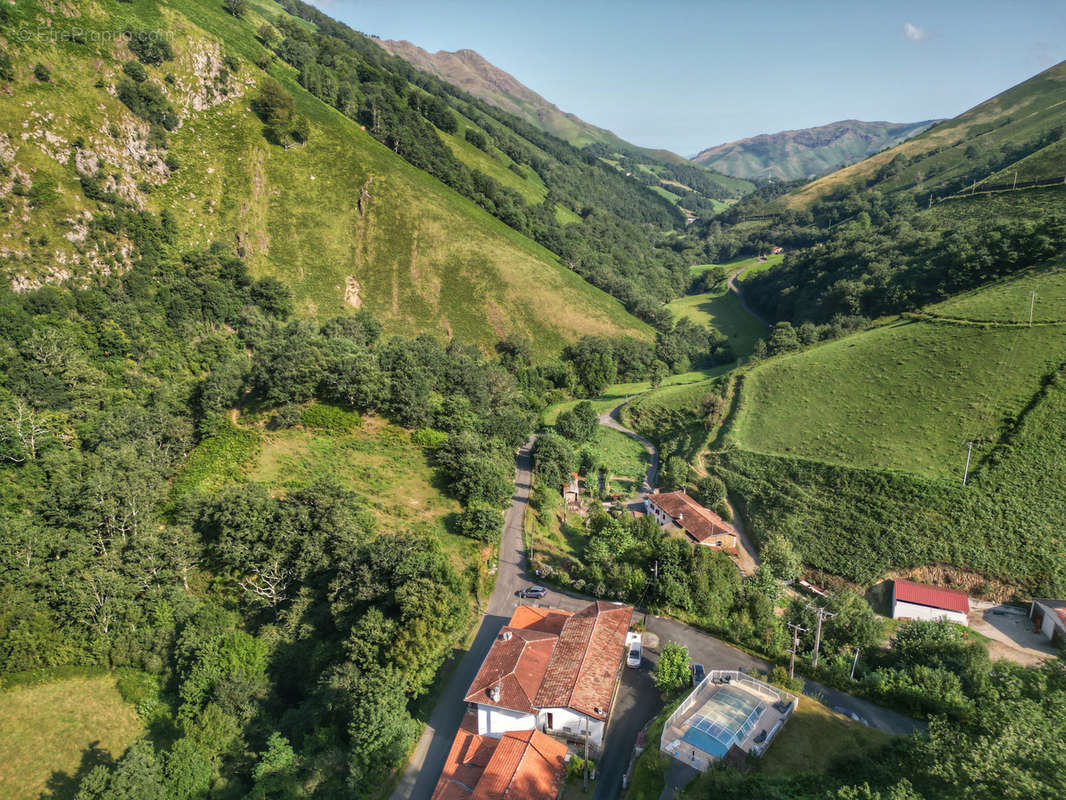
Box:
903;22;928;42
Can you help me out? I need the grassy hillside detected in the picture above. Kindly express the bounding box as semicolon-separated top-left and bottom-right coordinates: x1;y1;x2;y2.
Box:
787;60;1066;207
691;119;937;182
708;265;1066;593
0;0;649;355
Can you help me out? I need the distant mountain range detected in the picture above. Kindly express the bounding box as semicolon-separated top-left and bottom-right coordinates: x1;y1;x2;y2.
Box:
690;119;940;182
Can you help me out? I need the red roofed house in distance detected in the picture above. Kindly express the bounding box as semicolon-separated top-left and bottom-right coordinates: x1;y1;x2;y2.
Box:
891;578;970;626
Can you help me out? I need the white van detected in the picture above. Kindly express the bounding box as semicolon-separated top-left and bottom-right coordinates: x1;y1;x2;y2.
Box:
625;631;642;668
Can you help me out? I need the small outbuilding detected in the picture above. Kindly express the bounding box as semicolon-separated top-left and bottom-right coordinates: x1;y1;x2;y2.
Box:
1029;599;1066;645
891;579;969;626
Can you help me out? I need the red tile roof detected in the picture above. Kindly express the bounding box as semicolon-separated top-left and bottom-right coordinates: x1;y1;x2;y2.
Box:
647;491;737;546
533;601;632;720
893;579;970;614
464;627;557;714
508;606;572;636
431;713;499;800
471;729;567;800
432;716;567;800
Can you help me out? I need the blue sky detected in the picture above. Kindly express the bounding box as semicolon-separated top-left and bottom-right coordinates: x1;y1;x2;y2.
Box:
312;0;1065;155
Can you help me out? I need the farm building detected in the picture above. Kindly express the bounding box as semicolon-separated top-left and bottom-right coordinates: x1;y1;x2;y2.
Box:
660;670;797;771
644;490;738;551
464;601;633;751
1029;599;1066;644
891;579;969;625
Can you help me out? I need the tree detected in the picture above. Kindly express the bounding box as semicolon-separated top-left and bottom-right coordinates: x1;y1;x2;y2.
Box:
662;455;691;491
532;433;576;491
458;505;503;542
693;475;726;508
34;63;52;82
760;534;802;582
248;733;298;799
652;641;690;694
555;400;598;443
768;321;801;355
649;360;668;388
222;0;246;17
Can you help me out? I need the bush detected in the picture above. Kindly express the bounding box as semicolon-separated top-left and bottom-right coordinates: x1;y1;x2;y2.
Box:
126;30;174;65
116;78;178;130
412;428;448;449
122;60;148;83
694;475;726;507
652;641;690;694
464;128;488;150
33;63;51;83
458;505;503;542
299;403;361;433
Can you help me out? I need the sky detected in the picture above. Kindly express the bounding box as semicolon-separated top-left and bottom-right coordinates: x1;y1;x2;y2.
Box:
310;0;1066;156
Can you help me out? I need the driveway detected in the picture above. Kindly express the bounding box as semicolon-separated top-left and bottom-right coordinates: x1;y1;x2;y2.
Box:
968;601;1058;666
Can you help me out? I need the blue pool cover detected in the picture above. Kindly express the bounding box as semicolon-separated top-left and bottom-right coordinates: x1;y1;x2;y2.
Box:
681;726;729;758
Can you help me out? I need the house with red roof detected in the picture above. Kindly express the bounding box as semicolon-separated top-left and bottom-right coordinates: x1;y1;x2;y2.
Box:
1029;598;1066;644
431;713;568;800
464;601;633;750
644;490;738;552
891;579;970;626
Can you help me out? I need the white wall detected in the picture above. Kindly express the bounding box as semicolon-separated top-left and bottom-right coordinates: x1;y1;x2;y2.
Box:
541;707;605;747
476;704;537;738
892;599;967;626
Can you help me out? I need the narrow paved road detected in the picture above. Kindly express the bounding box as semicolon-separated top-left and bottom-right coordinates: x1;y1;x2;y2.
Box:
599;403;658;493
728;269;772;329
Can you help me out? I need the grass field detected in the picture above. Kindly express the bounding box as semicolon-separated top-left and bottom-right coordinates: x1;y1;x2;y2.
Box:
591;426;650;494
667;283;768;360
541;368;726;425
0;676;141;800
924;260;1066;323
733;319;1066;479
756;695;893;776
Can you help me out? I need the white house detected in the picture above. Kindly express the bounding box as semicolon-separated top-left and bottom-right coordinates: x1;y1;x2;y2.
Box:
891;579;970;626
644;489;738;551
1029;599;1066;645
464;601;632;750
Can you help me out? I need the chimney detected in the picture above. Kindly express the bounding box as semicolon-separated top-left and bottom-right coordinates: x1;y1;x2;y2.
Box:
678;513;683;521
489;685;501;702
501;631;513;641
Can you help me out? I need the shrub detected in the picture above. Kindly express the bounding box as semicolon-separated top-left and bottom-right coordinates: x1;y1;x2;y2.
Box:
33;63;51;82
122;60;148;83
458;505;504;542
464;128;488;150
299;403;362;433
223;0;246;17
412;428;448;449
0;48;14;82
116;78;178;130
126;30;174;65
652;641;690;694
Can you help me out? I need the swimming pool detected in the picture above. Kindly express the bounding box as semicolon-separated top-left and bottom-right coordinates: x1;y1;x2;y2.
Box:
679;685;765;757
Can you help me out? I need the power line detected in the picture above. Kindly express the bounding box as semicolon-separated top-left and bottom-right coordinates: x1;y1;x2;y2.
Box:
807;603;837;669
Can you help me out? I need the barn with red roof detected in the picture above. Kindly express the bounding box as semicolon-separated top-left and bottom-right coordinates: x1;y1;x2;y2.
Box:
891;579;970;626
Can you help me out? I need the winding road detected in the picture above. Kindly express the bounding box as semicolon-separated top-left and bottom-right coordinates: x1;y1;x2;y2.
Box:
599;403;658;493
728;268;772;329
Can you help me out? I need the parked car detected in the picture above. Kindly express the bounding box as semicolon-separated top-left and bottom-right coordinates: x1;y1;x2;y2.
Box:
625;632;642;667
692;663;706;685
518;585;547;599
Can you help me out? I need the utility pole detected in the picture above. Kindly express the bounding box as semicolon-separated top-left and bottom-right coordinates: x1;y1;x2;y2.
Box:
1029;291;1036;327
962;441;974;486
809;605;837;669
786;622;807;680
850;648;861;680
1012;171;1018;191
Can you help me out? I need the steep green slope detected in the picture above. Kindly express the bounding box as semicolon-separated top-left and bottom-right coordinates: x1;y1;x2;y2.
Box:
788;60;1066;207
690;119;937;182
0;0;649;354
376;40;619;148
712;263;1066;593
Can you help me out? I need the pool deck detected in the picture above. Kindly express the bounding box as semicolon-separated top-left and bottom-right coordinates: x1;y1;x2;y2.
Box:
661;671;797;770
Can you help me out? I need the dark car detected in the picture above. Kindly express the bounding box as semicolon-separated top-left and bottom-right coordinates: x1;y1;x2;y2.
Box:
692;663;706;685
519;585;547;599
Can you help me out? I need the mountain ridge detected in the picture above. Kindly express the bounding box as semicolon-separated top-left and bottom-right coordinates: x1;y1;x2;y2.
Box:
690;118;939;181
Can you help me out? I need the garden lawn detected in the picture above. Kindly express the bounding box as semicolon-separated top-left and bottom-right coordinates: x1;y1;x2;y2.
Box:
0;676;141;800
592;426;650;494
757;695;894;776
